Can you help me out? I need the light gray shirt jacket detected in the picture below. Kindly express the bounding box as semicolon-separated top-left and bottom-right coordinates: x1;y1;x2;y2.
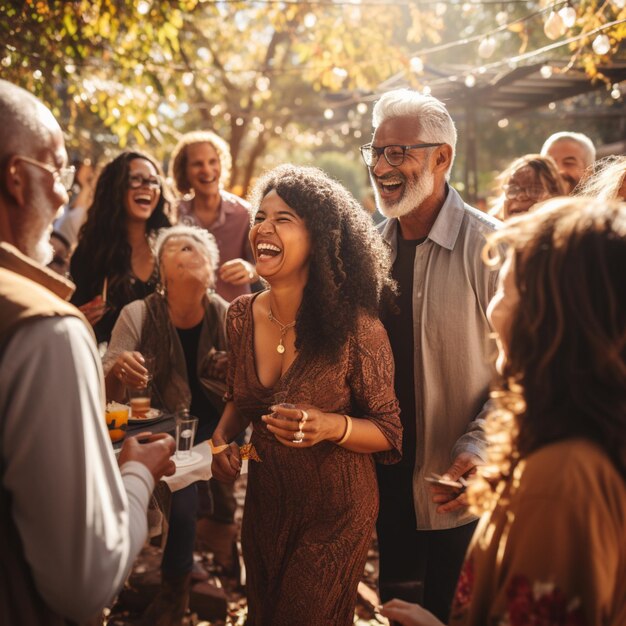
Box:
379;186;501;530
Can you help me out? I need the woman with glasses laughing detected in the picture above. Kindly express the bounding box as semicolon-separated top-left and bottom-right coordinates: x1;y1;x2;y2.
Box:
70;151;173;345
489;154;567;221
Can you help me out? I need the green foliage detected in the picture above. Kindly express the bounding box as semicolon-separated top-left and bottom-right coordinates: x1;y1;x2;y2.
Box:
0;0;623;197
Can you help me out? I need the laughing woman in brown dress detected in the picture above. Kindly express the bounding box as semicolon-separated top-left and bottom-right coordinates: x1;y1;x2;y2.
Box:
211;164;402;625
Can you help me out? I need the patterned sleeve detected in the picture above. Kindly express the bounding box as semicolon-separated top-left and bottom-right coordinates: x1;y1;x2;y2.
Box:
348;313;402;464
224;295;249;401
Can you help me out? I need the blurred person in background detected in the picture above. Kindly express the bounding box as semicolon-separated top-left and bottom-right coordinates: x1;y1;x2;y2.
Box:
381;197;626;626
53;158;97;249
70;151;172;345
489;154;567;220
169;130;258;302
540;131;595;193
576;154;626;201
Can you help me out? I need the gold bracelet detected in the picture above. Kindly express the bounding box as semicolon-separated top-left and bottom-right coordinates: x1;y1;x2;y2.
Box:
209;438;230;455
337;415;353;446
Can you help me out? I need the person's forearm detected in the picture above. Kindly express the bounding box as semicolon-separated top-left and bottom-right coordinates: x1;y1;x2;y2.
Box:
211;401;249;444
333;415;393;453
105;370;126;403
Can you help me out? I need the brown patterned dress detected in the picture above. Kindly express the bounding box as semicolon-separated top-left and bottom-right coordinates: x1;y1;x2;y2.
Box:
226;294;402;626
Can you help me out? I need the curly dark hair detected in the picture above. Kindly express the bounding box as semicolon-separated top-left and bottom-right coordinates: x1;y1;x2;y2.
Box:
474;197;626;508
72;151;172;298
248;164;397;360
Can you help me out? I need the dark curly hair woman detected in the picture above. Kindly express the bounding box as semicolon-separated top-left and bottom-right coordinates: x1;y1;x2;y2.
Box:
210;164;402;625
70;151;172;344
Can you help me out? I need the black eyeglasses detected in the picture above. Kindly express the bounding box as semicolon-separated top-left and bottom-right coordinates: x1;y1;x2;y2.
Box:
127;174;161;190
360;142;444;167
503;184;549;201
15;156;75;191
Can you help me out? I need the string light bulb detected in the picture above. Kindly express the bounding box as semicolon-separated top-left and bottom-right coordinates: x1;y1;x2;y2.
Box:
464;74;476;88
410;56;424;73
592;34;611;55
540;65;553;79
558;6;576;28
544;11;566;40
478;36;496;59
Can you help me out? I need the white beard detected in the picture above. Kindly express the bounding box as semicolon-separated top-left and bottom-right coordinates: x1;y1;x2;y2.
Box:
24;182;58;266
34;232;54;266
371;166;435;219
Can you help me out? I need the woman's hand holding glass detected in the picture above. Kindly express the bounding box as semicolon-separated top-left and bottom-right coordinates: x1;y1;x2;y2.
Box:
262;404;344;448
114;350;150;388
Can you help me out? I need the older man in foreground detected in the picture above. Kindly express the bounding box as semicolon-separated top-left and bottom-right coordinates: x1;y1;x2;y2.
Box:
0;80;175;624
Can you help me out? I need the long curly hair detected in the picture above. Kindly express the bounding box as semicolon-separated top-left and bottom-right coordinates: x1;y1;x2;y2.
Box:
576;155;626;201
472;197;626;511
73;151;172;297
248;164;397;360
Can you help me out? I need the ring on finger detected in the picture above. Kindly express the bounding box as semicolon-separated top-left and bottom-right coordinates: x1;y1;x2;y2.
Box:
300;409;309;423
293;430;304;443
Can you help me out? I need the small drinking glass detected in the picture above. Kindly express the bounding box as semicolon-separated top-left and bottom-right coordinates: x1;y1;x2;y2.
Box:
142;354;156;383
271;391;295;410
128;384;152;419
175;414;199;460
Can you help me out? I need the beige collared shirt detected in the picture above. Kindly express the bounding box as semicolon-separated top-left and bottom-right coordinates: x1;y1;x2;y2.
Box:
380;186;501;529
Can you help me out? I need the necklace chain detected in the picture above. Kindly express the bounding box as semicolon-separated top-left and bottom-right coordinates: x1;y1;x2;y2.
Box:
268;306;296;354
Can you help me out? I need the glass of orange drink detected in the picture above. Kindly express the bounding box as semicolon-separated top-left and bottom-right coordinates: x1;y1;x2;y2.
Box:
105;401;129;443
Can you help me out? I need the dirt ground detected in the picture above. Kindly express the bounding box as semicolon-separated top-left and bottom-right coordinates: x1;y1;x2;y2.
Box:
106;474;390;626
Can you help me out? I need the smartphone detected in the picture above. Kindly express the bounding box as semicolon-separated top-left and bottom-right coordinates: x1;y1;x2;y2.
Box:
424;473;466;490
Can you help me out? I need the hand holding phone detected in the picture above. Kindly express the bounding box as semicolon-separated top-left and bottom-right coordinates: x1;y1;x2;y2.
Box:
424;473;467;491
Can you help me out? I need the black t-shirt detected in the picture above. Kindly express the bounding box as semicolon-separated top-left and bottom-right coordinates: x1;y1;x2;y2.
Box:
382;231;426;467
176;322;220;442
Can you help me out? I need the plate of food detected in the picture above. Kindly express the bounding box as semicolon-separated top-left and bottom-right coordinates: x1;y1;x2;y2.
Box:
128;407;164;425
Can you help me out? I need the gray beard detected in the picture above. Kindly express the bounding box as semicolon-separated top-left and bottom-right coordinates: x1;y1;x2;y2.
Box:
371;169;435;219
34;232;54;266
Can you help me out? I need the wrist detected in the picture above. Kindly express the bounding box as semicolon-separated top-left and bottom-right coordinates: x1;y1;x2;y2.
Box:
329;413;346;443
336;415;352;446
209;438;229;455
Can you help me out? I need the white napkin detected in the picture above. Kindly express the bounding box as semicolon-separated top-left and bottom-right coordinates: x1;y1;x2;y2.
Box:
162;442;248;492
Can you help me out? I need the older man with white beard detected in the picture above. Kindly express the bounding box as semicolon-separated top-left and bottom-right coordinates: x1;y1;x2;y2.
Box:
360;89;500;622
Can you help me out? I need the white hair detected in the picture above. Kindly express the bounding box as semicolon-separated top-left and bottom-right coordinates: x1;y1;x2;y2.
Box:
372;89;457;177
540;132;596;167
154;224;220;271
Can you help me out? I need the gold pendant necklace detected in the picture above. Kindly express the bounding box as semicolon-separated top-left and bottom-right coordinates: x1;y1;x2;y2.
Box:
268;307;296;354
